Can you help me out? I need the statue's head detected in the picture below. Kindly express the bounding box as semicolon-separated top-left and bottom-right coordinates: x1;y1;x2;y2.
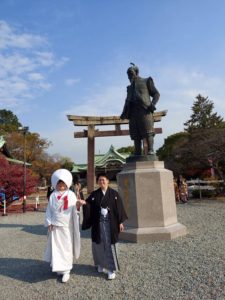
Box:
127;63;139;82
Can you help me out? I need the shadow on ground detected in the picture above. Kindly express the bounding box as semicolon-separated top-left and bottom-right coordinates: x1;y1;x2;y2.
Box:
80;228;91;239
72;263;103;278
0;258;102;283
0;224;47;235
0;258;52;283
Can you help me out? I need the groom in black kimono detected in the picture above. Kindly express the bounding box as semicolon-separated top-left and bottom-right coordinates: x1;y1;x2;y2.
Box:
82;173;127;280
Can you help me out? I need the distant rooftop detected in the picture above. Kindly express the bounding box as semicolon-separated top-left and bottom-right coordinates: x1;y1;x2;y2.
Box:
72;145;129;173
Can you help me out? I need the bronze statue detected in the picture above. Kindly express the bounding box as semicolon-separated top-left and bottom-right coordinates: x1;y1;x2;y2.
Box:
120;63;160;158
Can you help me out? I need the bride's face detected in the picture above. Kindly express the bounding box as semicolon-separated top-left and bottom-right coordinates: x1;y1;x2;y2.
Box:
56;180;67;192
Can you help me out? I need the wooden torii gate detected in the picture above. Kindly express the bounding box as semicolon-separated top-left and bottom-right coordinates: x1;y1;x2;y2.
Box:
67;110;167;193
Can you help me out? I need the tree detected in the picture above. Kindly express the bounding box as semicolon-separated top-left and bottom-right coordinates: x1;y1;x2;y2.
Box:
176;128;225;179
0;110;75;183
54;155;74;171
32;153;74;184
157;132;189;161
181;95;225;178
117;145;135;154
5;132;51;163
158;95;225;180
156;132;189;176
184;94;224;132
5;131;53;182
5;132;75;184
0;155;38;206
0;109;22;134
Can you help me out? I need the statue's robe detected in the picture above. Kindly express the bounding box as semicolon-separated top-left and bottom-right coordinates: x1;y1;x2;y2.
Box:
121;76;160;139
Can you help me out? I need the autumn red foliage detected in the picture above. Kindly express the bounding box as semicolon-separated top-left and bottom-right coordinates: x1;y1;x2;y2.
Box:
0;155;38;205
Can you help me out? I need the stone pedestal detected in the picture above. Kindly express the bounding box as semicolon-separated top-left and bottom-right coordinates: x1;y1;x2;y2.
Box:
117;161;187;243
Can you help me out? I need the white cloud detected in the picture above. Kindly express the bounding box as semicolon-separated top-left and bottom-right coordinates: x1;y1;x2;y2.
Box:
154;65;225;148
55;56;69;68
0;77;29;97
65;78;80;86
35;51;55;67
0;53;36;76
43;125;87;163
157;65;225;113
37;82;52;91
28;73;44;81
65;84;126;117
0;20;68;109
0;20;46;49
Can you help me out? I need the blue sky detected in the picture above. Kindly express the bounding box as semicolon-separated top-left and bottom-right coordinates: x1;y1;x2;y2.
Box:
1;0;225;163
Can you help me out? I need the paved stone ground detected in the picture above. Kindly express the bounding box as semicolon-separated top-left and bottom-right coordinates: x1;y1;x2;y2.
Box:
0;199;225;300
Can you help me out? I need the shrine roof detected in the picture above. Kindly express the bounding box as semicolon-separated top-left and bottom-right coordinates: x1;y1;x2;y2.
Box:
0;135;30;165
0;136;12;158
0;136;5;149
71;145;129;172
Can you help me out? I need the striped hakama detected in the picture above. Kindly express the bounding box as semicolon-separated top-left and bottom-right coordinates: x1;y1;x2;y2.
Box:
92;215;119;272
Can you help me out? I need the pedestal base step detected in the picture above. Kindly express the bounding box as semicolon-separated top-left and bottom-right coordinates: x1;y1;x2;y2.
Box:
120;223;187;243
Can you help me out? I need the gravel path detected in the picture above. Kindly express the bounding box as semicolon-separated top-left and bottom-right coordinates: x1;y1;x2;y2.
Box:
0;199;225;300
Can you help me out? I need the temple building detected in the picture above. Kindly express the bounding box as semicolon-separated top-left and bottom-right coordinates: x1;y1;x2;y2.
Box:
0;136;27;165
72;145;129;182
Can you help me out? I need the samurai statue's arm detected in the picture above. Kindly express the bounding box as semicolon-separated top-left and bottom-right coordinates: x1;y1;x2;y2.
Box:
147;77;160;113
120;99;130;119
120;86;131;119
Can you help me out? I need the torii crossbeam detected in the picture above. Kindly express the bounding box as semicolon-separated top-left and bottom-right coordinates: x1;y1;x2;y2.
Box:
67;110;167;193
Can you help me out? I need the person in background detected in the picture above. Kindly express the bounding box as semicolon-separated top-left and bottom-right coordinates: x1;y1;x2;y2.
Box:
75;182;85;212
173;178;180;202
178;175;188;203
82;173;127;280
46;185;54;201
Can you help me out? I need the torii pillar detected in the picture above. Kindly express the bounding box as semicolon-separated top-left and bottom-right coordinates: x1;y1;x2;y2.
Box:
87;124;95;193
67;111;167;193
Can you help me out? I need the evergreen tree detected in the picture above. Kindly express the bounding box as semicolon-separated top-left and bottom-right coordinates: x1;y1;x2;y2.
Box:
184;94;224;132
157;95;225;179
117;145;134;154
0;109;22;134
156;132;189;161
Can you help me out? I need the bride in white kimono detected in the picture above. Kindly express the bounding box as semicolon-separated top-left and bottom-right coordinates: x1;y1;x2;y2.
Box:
44;169;81;283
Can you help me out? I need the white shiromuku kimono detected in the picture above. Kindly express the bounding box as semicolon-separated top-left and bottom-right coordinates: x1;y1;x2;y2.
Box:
44;189;80;273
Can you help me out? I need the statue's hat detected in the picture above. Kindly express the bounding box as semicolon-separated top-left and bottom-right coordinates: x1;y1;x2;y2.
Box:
127;62;139;75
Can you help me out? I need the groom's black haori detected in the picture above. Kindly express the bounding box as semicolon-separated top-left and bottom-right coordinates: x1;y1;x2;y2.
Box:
82;186;127;244
82;173;127;273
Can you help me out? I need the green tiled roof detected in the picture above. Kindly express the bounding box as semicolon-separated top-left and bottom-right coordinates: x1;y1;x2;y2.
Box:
71;163;87;173
0;136;5;148
0;135;31;165
6;157;31;166
72;145;130;173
